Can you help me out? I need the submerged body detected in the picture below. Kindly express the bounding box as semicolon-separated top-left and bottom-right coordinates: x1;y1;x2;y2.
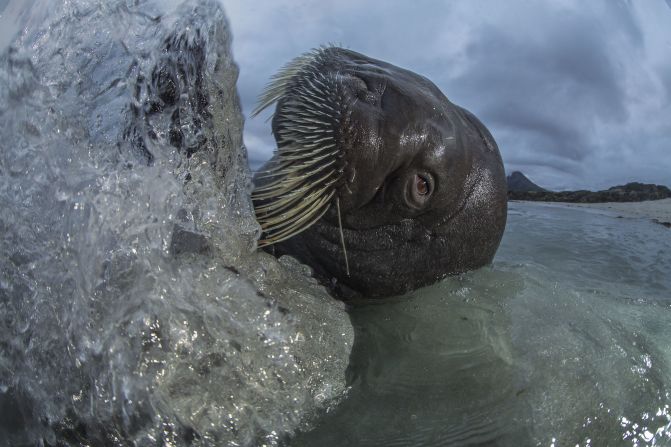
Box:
253;47;507;298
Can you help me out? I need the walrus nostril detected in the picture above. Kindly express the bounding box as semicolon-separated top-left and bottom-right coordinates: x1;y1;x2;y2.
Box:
351;76;368;92
348;75;379;103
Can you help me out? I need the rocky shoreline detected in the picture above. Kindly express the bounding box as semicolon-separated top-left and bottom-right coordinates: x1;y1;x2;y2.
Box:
508;182;671;203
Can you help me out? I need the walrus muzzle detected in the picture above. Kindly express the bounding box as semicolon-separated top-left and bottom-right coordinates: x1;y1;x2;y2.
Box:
252;46;507;298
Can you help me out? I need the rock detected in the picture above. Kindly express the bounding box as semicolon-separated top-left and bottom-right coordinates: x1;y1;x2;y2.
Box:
0;1;353;446
506;171;547;192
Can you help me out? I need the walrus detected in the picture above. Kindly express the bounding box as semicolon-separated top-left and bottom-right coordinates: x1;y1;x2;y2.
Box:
252;46;507;298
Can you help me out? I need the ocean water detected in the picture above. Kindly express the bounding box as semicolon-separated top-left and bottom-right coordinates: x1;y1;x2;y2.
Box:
1;1;670;446
293;203;671;446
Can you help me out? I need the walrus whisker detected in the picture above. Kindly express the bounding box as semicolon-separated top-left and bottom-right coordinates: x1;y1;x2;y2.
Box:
254;178;338;219
281;105;333;119
277;129;334;141
256;179;338;226
254;174;335;242
273;143;336;157
253;155;337;187
254;175;337;221
336;196;350;277
255;172;337;218
263;143;335;164
257;193;334;247
251;158;337;196
251;46;333;117
251;45;347;247
253;173;317;193
260;202;327;235
270;145;331;157
260;203;322;234
253;172;337;212
277;149;338;162
253;185;317;213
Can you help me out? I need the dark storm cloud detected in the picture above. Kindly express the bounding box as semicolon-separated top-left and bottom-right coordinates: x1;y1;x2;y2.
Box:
445;12;631;178
226;0;671;190
457;19;629;122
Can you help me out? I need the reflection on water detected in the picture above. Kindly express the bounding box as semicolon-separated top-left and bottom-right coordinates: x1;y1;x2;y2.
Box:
292;203;671;446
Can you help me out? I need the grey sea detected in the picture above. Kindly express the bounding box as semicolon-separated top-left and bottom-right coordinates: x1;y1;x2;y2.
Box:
294;202;671;445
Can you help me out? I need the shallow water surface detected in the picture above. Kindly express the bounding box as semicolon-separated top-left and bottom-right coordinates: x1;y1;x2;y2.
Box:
293;203;671;446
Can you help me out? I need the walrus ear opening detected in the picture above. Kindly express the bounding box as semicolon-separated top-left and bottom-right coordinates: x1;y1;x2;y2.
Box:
460;107;496;153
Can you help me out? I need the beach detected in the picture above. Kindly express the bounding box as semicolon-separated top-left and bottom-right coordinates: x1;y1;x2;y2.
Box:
518;198;671;226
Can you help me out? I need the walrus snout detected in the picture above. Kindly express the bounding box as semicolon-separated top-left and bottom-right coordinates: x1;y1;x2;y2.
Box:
252;46;507;298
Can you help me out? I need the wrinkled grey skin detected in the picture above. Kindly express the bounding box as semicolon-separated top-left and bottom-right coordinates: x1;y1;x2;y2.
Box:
263;48;507;298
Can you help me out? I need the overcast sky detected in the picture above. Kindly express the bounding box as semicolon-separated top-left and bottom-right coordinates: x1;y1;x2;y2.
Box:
225;0;671;191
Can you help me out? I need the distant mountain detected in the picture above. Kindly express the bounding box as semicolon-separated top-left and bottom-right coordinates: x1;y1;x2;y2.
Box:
508;182;671;203
506;171;547;192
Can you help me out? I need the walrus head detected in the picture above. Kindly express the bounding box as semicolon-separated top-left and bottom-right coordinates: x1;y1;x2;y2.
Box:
252;46;507;298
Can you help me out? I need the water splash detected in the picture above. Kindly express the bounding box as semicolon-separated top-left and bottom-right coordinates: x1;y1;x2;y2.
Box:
0;1;353;445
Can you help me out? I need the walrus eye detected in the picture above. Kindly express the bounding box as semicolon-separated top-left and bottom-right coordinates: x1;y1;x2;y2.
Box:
406;172;433;208
416;175;430;196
